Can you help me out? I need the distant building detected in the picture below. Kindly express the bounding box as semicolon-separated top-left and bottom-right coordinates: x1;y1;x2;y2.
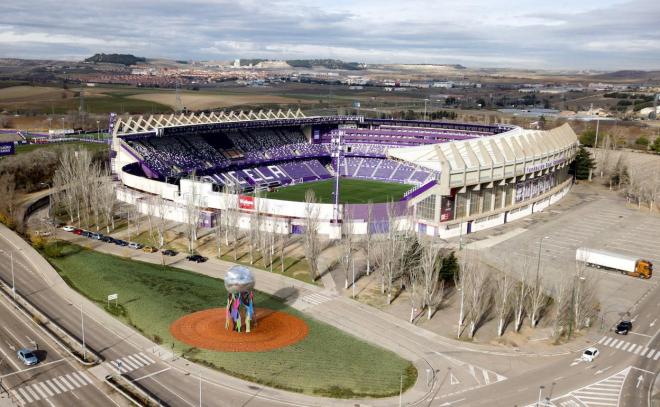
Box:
233;59;240;68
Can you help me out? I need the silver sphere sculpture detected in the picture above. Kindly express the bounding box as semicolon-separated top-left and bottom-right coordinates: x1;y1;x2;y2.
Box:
224;265;255;294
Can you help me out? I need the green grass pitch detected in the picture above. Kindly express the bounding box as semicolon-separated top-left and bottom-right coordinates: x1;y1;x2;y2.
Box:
261;178;412;204
45;242;417;397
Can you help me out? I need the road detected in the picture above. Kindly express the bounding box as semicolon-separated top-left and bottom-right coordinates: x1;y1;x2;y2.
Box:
0;293;120;407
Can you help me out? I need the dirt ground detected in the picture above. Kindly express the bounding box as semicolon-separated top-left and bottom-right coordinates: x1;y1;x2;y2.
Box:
126;92;315;110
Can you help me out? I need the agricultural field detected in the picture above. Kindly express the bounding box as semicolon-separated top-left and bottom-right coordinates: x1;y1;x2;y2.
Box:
261;178;413;204
45;242;416;397
14;141;108;155
127;91;313;110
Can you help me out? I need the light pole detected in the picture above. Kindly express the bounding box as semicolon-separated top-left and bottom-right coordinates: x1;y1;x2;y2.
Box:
535;236;550;281
80;303;86;361
96;120;100;141
537;385;545;407
10;251;15;302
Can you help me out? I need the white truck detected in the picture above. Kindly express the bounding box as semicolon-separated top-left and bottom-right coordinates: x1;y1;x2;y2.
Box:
576;248;653;279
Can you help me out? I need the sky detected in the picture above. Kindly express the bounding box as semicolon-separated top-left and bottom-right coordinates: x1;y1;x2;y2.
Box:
1;0;659;70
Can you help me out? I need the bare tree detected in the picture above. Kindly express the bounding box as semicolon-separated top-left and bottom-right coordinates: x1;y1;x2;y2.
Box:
100;180;116;233
528;267;550;329
572;262;599;332
0;174;17;222
339;208;354;289
303;189;321;281
464;260;492;339
154;194;168;265
278;231;290;273
494;270;515;337
420;243;445;320
512;258;530;332
551;271;573;339
183;174;202;254
365;200;374;276
405;249;423;323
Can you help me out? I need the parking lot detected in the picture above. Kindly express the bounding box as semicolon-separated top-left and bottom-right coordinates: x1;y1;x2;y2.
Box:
470;184;660;321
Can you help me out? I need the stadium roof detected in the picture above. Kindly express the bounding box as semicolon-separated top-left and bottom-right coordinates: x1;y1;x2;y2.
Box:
387;123;577;173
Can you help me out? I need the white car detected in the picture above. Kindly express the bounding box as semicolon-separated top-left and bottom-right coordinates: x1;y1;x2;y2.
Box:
62;226;75;232
128;242;143;249
582;347;599;362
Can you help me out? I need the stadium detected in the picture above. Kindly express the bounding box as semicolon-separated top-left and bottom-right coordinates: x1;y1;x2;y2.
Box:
110;110;578;238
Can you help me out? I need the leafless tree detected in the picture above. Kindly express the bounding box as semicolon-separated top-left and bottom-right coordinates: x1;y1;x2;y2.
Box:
494;270;515;337
512;258;530;332
528;267;550;329
222;184;241;261
99;180;116;233
303;189;321;281
551;270;573;339
183;174;202;253
405;249;423;323
339;208;355;289
278;231;290;273
455;251;477;338
0;174;17;222
464;259;492;339
154;194;168;265
420;243;445;320
365;200;374;276
573;261;599;332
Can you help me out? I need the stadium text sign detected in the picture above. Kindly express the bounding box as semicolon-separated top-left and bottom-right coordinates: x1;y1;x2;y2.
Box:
0;142;15;156
239;195;255;210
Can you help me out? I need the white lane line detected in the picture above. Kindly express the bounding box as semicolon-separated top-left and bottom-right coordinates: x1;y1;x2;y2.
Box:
18;387;33;403
25;385;40;401
127;355;144;368
58;375;75;391
602;337;613;346
77;371;94;385
132;366;171;382
45;379;62;394
647;350;656;359
633;344;643;354
641;348;650;357
608;339;619;348
140;353;155;364
51;377;68;393
9;389;25;406
37;382;54;397
615;340;625;349
133;353;151;365
654;352;660;361
482;369;490;385
31;383;48;399
65;373;84;387
621;342;631;351
120;357;139;370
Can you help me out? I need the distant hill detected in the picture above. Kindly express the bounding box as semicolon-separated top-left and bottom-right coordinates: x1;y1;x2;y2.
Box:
286;59;364;70
592;70;660;81
84;53;146;66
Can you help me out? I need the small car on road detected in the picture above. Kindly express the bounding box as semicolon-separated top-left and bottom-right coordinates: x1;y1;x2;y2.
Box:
143;246;157;253
100;236;115;243
186;254;208;263
90;233;103;240
114;239;129;246
615;320;632;335
62;226;75;232
17;348;39;366
581;347;599;362
128;242;143;249
162;249;177;256
73;229;83;235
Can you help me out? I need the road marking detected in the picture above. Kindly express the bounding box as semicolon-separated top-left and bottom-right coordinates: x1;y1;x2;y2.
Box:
37;381;54;397
25;386;39;401
44;379;61;395
595;366;612;375
629;332;652;338
450;373;460;385
655;352;660;361
58;375;75;390
77;371;94;385
647;350;656;359
641;348;650;357
633;344;643;354
621;342;631;351
133;366;172;382
636;375;644;388
51;377;68;393
18;387;33;403
615;340;624;349
3;326;23;346
10;389;24;405
110;352;157;373
127;355;144;368
67;372;86;387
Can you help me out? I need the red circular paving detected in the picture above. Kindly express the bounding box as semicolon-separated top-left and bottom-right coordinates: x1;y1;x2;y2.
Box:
169;308;309;352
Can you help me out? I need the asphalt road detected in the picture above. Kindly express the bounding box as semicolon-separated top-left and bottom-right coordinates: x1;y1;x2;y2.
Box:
0;293;119;407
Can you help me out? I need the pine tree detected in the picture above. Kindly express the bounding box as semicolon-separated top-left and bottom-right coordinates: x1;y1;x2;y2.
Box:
572;146;596;180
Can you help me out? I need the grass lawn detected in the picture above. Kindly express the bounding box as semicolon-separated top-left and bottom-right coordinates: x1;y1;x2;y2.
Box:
261;178;412;204
45;241;416;398
15;142;108;155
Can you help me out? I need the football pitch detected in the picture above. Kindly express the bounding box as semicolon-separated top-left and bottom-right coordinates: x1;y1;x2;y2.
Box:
261;178;412;204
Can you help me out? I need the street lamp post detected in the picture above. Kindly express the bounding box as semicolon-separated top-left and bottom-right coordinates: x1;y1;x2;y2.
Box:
537;385;545;407
535;236;550;281
96;120;100;141
80;303;86;361
11;251;15;302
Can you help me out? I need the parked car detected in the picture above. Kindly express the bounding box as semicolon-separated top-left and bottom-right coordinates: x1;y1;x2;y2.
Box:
90;233;103;240
17;348;38;366
128;242;143;249
62;226;75;232
615;320;632;335
81;231;92;238
100;236;114;243
162;249;177;256
186;254;208;263
581;347;599;362
35;230;51;236
73;229;83;235
114;239;129;246
143;246;157;253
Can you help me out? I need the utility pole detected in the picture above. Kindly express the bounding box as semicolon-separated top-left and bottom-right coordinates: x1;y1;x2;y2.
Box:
80;303;86;361
537;385;545;407
11;251;15;302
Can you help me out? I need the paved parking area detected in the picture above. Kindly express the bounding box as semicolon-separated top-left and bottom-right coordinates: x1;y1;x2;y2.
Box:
469;185;660;321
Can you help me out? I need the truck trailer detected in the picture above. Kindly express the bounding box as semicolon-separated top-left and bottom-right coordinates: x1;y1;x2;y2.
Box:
576;248;653;279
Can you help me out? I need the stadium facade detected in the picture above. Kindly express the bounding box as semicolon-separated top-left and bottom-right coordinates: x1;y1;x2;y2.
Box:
111;110;578;238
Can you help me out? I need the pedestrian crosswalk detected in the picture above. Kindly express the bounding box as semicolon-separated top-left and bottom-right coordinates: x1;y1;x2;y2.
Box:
9;370;93;405
530;368;629;407
598;336;660;360
110;352;156;373
300;292;332;306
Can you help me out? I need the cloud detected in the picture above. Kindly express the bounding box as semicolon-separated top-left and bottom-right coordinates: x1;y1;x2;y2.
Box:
0;0;658;69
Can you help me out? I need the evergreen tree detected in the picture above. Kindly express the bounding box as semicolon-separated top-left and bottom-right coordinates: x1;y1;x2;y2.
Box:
572;146;596;180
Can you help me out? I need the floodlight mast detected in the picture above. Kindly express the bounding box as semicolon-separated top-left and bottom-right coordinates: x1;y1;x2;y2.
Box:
331;130;344;222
